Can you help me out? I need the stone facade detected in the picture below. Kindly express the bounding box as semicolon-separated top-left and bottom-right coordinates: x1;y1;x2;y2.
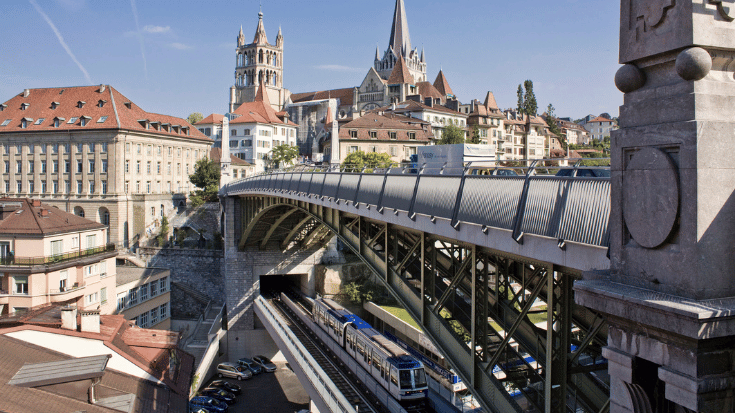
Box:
138;247;224;304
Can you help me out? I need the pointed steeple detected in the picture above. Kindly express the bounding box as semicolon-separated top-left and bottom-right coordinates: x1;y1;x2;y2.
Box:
276;26;283;47
420;46;425;63
375;45;381;61
255;75;272;107
237;25;245;46
433;70;454;97
484;91;499;110
253;10;268;44
388;0;411;58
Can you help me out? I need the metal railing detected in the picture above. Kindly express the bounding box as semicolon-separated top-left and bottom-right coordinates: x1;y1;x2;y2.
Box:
224;159;611;248
0;243;116;267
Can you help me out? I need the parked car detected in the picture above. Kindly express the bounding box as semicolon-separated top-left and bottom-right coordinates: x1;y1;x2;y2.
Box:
555;167;610;178
216;362;252;381
252;355;277;372
189;396;228;413
208;380;241;394
200;388;237;405
238;357;263;375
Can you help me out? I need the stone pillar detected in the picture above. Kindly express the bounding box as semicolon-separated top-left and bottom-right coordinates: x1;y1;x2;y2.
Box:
575;2;735;412
222;196;255;331
220;116;232;188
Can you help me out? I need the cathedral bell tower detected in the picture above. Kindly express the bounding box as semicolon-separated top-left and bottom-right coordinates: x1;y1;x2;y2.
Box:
230;10;285;112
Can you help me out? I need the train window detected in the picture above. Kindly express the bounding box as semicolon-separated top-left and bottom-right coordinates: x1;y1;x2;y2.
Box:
390;369;398;386
384;362;390;381
414;368;427;387
367;350;371;365
399;370;412;389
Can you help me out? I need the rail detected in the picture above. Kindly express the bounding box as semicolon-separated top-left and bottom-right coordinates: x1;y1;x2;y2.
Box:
0;244;116;267
224;160;611;248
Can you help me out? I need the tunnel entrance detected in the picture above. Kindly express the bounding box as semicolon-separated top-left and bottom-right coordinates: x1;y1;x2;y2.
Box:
259;273;308;298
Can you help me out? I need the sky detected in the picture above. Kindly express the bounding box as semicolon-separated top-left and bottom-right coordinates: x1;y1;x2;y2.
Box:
1;0;623;122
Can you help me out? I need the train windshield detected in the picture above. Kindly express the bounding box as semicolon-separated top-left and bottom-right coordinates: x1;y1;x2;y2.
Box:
399;370;412;389
413;368;427;388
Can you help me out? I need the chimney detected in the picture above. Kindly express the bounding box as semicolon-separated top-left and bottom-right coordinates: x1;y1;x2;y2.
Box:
23;89;30;98
40;208;49;217
61;306;78;331
80;309;100;333
32;199;41;207
99;84;106;93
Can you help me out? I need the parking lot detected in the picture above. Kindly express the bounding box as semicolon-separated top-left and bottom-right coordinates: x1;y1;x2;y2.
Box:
202;361;310;413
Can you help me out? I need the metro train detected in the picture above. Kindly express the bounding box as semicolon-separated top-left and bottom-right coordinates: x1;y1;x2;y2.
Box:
312;297;429;404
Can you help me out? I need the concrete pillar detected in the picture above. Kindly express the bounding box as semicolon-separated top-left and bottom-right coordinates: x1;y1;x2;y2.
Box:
575;2;735;411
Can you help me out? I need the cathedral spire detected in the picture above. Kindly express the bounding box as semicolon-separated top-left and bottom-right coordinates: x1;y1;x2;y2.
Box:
276;26;283;47
253;9;268;44
388;0;411;58
420;46;425;62
375;45;381;61
237;25;245;46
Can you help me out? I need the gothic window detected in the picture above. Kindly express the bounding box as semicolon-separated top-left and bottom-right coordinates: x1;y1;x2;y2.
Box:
259;71;263;84
259;49;264;63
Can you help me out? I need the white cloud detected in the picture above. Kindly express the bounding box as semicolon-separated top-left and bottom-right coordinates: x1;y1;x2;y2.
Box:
315;65;362;72
129;0;148;80
168;42;193;50
143;25;171;34
30;0;92;84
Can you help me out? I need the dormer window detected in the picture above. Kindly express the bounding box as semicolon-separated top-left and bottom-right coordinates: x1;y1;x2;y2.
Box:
20;103;29;111
80;116;91;127
53;118;63;127
21;118;32;128
0;104;6;112
172;125;180;133
183;127;189;135
124;102;132;109
137;119;149;129
161;123;170;132
349;130;358;139
77;101;86;109
51;102;59;110
151;121;160;131
97;100;107;108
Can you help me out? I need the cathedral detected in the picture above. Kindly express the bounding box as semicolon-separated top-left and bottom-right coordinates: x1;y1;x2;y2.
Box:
229;10;290;113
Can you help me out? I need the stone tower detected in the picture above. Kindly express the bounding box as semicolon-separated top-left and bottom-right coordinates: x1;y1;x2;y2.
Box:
374;0;426;83
230;10;285;112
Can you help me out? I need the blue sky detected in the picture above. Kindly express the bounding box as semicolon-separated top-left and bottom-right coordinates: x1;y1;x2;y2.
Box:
1;0;622;121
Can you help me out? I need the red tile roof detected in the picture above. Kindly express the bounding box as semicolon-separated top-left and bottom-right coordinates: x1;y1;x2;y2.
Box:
379;100;467;117
196;113;224;126
387;55;414;85
290;88;355;105
484;91;498;110
433;70;454;96
0;198;106;236
0;86;211;142
231;79;297;126
416;81;442;100
210;147;252;166
339;113;432;141
587;116;616;124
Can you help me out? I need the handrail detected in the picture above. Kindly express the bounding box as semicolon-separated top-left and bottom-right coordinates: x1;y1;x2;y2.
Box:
0;244;116;267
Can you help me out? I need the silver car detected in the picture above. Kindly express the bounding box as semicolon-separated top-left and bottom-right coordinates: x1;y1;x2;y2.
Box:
216;362;252;380
252;355;277;372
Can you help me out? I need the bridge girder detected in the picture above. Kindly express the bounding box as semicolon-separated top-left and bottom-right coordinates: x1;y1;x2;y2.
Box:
230;195;609;413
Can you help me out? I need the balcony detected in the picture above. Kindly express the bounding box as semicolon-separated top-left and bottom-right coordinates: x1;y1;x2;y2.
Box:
49;283;86;303
0;244;116;268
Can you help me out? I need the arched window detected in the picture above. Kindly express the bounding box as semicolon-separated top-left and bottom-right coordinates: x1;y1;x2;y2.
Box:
259;49;264;63
258;71;263;84
74;206;85;217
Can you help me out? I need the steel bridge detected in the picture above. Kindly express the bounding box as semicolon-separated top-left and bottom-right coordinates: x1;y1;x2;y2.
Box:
221;166;612;413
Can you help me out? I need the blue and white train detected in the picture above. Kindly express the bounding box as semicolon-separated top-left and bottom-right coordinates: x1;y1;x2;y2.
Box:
312;297;429;404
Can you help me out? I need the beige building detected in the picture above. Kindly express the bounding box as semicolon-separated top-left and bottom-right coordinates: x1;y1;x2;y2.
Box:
502;110;552;161
0;85;213;247
0;198;117;316
465;92;507;158
324;112;433;162
115;266;170;330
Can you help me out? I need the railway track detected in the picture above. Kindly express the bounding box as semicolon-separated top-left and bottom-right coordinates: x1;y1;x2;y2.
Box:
269;292;435;413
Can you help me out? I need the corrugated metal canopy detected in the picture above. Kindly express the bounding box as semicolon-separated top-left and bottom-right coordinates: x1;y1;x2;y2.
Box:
9;354;111;387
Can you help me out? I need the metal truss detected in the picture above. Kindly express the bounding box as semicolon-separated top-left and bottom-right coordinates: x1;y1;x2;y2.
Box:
232;195;609;413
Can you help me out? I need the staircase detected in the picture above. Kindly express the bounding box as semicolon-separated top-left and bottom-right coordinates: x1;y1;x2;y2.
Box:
184;304;224;368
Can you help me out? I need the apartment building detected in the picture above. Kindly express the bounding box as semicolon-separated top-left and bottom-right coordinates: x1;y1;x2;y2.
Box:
0;85;213;246
115;266;171;330
0;198;117;316
465;92;507;158
583;116;618;142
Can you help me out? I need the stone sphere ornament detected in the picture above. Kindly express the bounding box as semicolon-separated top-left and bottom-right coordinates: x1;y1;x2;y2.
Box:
615;64;646;93
675;47;712;81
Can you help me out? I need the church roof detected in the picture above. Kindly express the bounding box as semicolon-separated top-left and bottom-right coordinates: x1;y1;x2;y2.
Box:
389;0;411;57
433;70;454;97
253;11;268;44
290;88;355;106
387;55;413;85
232;78;296;126
416;82;442;100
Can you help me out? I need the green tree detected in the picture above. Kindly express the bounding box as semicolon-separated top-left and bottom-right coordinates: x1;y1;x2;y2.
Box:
517;84;524;114
157;216;169;247
189;157;220;207
187;112;204;125
438;124;466;145
468;125;481;144
341;151;394;172
523;80;537;116
270;144;300;169
546;103;563;140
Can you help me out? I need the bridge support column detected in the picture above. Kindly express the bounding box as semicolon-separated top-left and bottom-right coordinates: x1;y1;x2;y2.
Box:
576;2;735;411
